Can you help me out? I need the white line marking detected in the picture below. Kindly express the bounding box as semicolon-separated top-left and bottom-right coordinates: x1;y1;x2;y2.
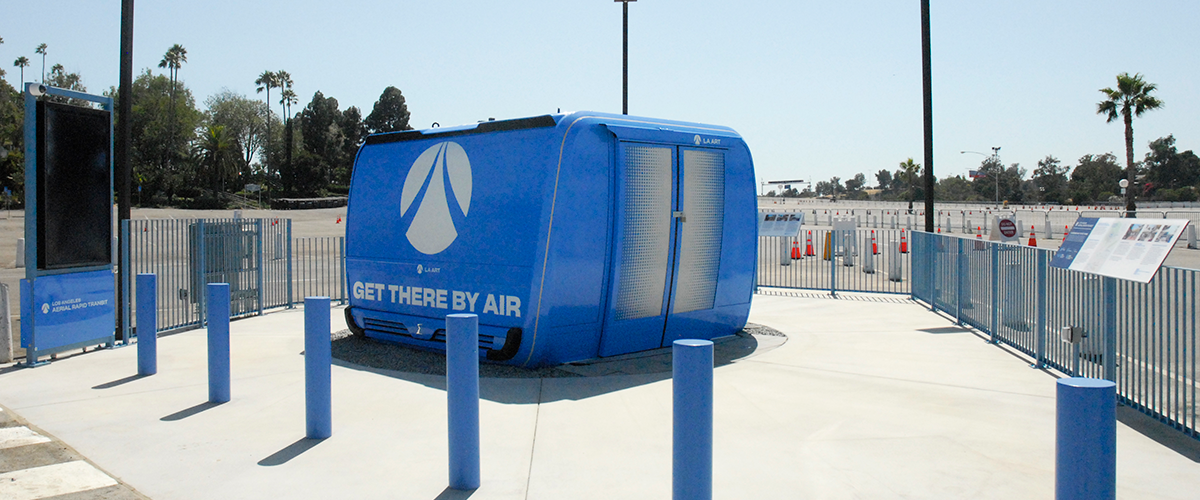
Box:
0;461;118;500
0;426;52;450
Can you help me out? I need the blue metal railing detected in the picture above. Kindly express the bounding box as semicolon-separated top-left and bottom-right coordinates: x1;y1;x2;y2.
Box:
911;231;1199;440
125;218;346;334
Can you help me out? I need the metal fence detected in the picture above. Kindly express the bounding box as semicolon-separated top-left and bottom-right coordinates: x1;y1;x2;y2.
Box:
911;231;1199;440
124;218;346;334
757;229;912;294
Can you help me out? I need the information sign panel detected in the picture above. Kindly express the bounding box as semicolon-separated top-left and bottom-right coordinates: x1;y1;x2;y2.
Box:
758;212;804;237
1050;217;1189;283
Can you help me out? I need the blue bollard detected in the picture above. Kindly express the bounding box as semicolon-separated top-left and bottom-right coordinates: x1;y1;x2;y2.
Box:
446;313;480;490
207;283;231;403
305;296;332;439
673;339;714;500
1056;377;1116;500
136;274;157;376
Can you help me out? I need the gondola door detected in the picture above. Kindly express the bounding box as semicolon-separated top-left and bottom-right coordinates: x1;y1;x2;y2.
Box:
600;142;679;356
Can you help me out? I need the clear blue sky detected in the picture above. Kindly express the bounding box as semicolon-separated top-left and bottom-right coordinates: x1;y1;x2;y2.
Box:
4;1;1197;191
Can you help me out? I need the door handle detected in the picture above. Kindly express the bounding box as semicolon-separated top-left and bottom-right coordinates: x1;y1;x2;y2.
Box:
673;211;686;223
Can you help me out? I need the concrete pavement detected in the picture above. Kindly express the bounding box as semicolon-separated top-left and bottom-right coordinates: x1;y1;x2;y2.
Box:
0;291;1198;499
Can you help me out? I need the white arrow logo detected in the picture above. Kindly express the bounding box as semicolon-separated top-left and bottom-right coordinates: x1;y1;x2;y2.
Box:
400;142;472;254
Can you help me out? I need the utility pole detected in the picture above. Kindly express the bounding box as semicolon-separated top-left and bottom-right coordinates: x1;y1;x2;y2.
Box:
616;0;636;115
920;0;934;232
116;0;134;341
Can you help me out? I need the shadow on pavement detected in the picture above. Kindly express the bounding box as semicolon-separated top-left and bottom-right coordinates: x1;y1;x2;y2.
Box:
433;487;477;500
258;437;326;466
1117;406;1200;463
331;324;787;404
161;401;225;421
92;374;150;389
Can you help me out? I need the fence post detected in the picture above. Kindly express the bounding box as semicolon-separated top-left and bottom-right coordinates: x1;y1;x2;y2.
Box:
928;233;937;311
1034;252;1047;368
0;283;11;364
955;238;964;325
198;220;207;326
121;219;133;344
673;339;714;500
207;283;230;403
1102;277;1117;381
447;313;481;490
1056;378;1116;500
338;236;346;303
136;274;157;376
990;243;1000;344
888;242;902;282
305;296;332;439
256;219;265;316
829;231;838;297
286;219;294;308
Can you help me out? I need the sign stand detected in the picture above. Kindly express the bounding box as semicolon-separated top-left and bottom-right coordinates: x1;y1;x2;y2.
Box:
20;84;118;366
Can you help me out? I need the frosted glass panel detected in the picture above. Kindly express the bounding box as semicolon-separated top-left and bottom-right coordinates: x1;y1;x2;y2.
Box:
673;149;724;314
614;145;672;320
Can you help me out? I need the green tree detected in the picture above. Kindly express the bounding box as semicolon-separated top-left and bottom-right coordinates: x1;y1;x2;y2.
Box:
34;43;47;82
1031;155;1070;204
13;57;29;84
1068;153;1123;204
365;86;412;133
108;69;202;205
844;173;866;199
45;64;90;107
0;78;24;201
298;91;344;184
339;105;366;183
205;90;270;183
1097;73;1164;214
875;169;892;191
899;158;921;210
1143;135;1200;194
935;175;975;201
194;124;237;194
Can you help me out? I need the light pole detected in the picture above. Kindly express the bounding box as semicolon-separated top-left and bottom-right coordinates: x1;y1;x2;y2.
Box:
962;147;1002;205
616;0;636;115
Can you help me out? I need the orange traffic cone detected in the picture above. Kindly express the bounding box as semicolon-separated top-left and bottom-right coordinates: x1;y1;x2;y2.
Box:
871;230;879;255
336;217;342;223
805;231;816;256
1064;225;1069;237
1028;225;1037;247
900;229;909;253
790;240;802;260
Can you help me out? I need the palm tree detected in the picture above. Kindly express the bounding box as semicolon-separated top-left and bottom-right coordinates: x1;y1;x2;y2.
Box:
35;43;47;82
275;70;294;119
196;124;235;193
13;57;29;83
1097;72;1163;216
158;44;188;103
158;44;188;173
255;70;279;173
900;158;920;211
279;88;297;119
